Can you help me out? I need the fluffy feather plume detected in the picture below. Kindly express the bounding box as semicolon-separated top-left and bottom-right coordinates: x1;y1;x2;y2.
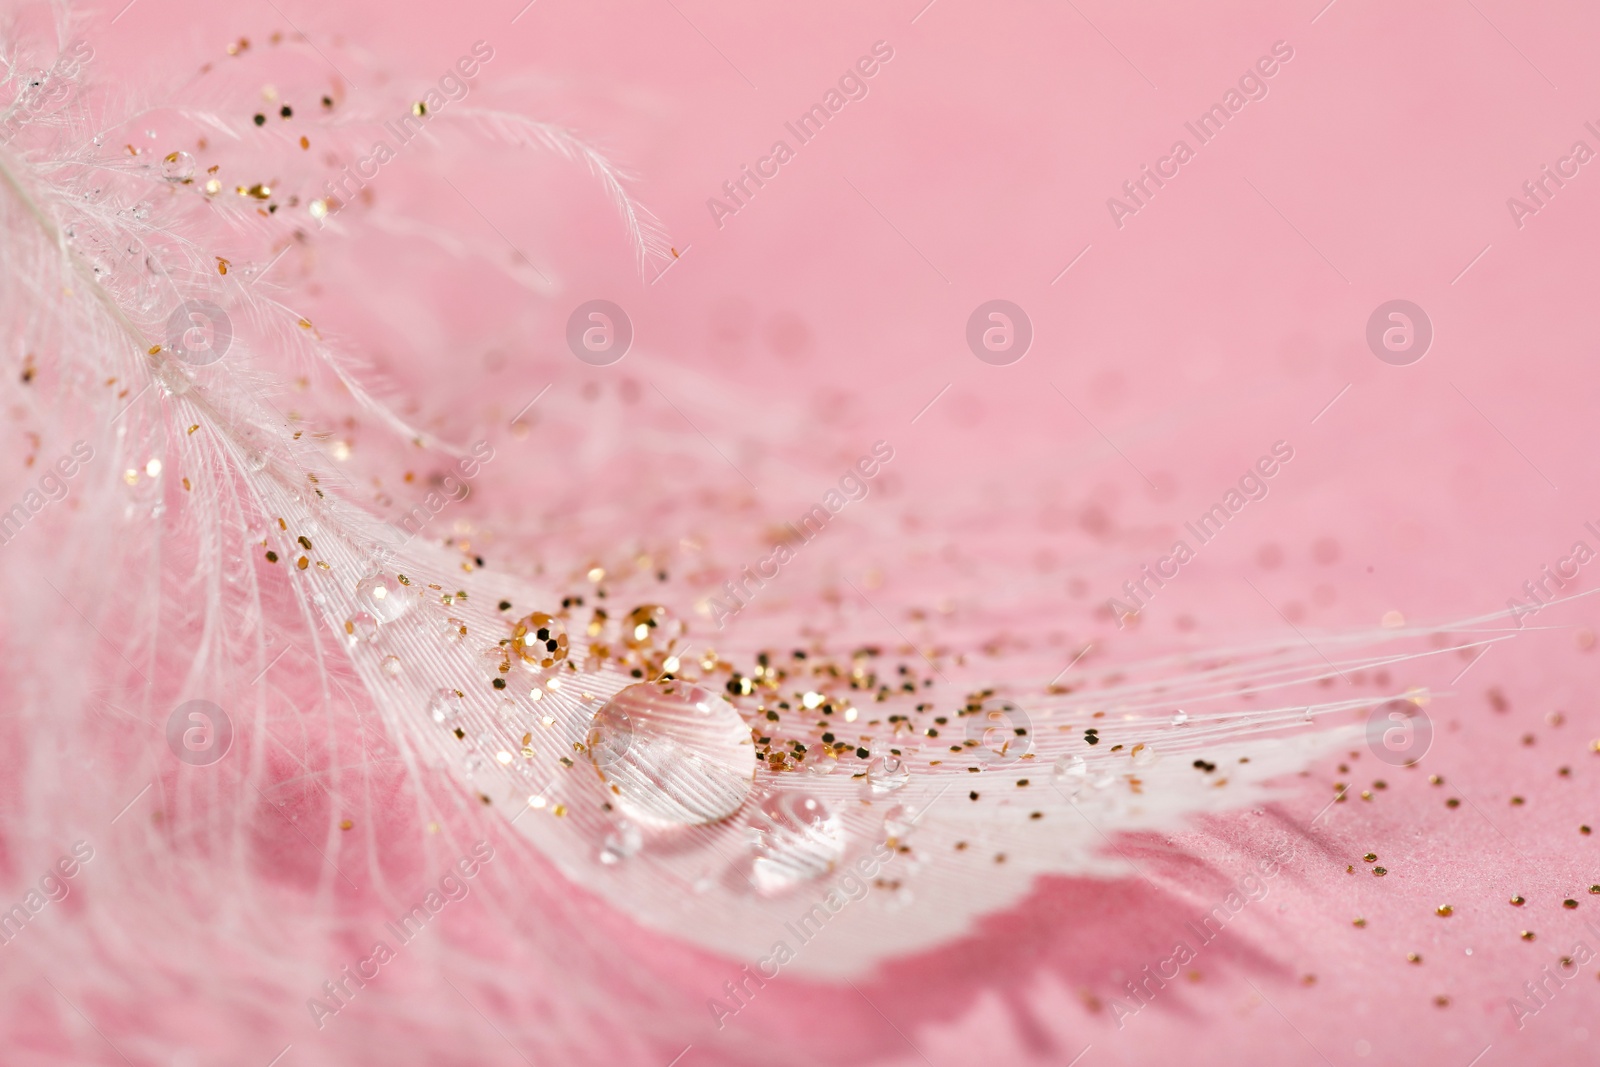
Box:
0;11;1526;1066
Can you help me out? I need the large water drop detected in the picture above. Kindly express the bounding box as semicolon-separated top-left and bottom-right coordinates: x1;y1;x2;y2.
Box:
586;681;755;828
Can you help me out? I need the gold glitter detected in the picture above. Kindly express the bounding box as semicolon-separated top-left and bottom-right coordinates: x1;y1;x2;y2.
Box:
264;551;278;563
147;344;161;355
216;257;229;275
1446;798;1460;808
1352;918;1366;928
182;478;191;491
1511;895;1525;906
296;556;308;570
551;804;567;817
309;199;328;220
1436;905;1453;917
1510;796;1525;805
1434;996;1450;1008
412;101;427;116
1429;774;1443;785
339;819;352;830
1585;825;1594;835
1590;886;1600;895
1372;866;1387;877
187;425;199;434
1521;931;1536;941
204;178;221;195
1565;899;1579;909
300;135;310;150
1363;852;1378;863
1407;953;1422;964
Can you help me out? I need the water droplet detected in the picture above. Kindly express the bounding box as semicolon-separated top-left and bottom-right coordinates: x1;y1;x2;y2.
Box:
586;681;756;828
512;612;569;669
427;689;464;725
355;573;410;623
1131;744;1157;766
380;655;402;677
623;604;683;651
161;150;195;182
154;362;191;396
437;616;467;643
864;754;910;796
1171;710;1190;726
599;821;642;865
479;644;513;683
749;792;845;894
343;612;379;646
1052;754;1088;794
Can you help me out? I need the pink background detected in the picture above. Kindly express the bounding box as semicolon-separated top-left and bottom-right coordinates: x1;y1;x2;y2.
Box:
13;0;1600;1064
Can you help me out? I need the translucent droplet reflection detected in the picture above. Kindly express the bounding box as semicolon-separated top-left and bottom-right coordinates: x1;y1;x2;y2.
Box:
586;681;755;828
749;791;844;895
355;573;410;623
863;754;910;796
427;688;464;725
512;612;569;670
599;821;642;865
1052;754;1088;796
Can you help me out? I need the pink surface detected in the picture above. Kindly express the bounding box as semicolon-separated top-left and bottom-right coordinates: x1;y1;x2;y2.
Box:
4;1;1600;1065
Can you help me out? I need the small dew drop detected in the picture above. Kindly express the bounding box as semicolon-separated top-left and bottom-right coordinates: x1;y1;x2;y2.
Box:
380;655;402;677
599;821;642;865
1171;710;1190;726
161;150;196;182
864;754;911;796
512;611;569;669
343;612;379;646
1052;754;1088;794
427;689;464;725
355;573;411;623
